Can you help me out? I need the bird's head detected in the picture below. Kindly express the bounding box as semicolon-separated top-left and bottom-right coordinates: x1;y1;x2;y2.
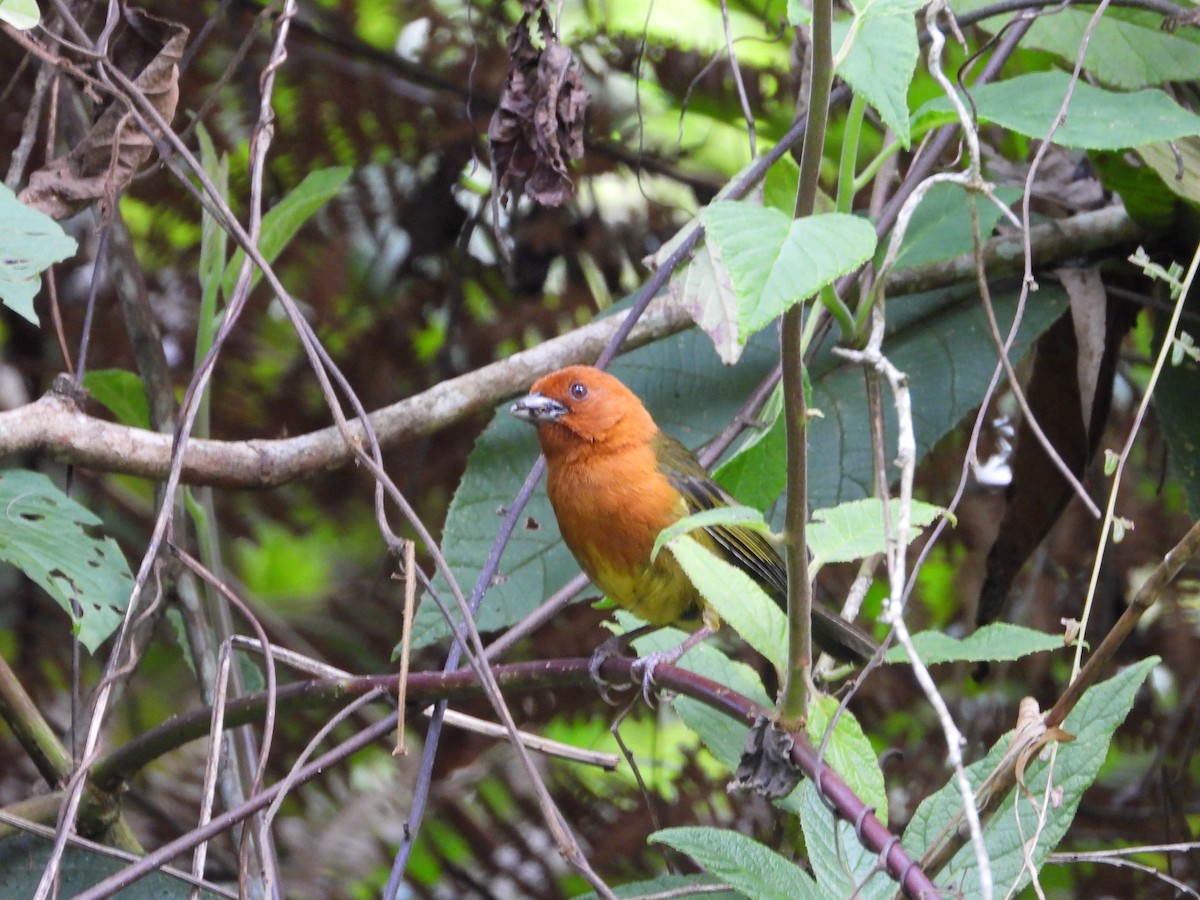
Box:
510;365;657;458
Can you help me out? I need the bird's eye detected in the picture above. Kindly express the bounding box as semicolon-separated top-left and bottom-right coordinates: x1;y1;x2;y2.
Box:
569;382;588;400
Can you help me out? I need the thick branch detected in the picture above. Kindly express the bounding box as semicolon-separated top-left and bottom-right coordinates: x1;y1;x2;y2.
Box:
0;205;1141;488
0;298;691;487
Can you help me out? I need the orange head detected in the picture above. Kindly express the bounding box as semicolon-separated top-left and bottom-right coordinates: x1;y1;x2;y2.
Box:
510;366;658;461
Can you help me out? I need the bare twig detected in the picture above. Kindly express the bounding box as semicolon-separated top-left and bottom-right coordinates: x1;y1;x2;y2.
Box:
719;0;756;158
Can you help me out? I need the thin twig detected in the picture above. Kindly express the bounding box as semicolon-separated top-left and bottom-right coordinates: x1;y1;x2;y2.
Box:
719;0;756;158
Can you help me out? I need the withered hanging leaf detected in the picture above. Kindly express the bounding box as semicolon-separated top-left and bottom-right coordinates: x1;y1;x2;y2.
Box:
19;8;188;220
488;7;588;208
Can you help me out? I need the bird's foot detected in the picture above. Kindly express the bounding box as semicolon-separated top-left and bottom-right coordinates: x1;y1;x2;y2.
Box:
629;651;672;706
628;625;715;706
589;634;636;705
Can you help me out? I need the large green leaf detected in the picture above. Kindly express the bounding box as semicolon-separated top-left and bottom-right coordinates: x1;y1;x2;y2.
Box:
884;182;1024;272
808;498;945;574
902;657;1158;896
800;778;893;900
807;694;886;817
644;628;773;774
0;833;222;898
650;827;822;899
664;535;787;671
716;281;1069;511
835;12;919;146
1030;11;1200;89
956;0;1200;90
0;183;78;324
913;72;1200;150
669;242;742;365
702;202;877;345
0;470;134;652
882;623;1065;665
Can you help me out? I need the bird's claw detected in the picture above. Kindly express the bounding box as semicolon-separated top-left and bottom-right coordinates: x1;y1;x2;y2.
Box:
589;635;634;705
630;654;666;706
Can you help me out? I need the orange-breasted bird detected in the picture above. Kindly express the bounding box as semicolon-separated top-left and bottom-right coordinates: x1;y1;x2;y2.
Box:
510;365;877;686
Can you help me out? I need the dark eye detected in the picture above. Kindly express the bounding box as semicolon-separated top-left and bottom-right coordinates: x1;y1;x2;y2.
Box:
569;382;588;400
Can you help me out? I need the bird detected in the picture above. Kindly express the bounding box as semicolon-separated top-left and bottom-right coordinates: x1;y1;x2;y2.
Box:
509;364;877;694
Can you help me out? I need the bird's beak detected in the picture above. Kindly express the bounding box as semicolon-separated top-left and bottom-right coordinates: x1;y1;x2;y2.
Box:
510;392;567;424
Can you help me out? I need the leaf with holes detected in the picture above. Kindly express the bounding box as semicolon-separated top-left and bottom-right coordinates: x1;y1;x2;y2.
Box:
0;469;134;652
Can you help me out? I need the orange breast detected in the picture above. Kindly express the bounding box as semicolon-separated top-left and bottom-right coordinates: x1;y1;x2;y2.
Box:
546;443;699;626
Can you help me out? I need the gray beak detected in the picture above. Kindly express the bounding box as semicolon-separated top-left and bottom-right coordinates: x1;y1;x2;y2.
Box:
510;392;568;424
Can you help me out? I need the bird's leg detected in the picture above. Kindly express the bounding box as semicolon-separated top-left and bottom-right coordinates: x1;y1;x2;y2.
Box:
589;624;658;704
630;625;715;706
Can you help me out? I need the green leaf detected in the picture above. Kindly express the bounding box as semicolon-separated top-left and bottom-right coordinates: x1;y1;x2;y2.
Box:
669;242;744;364
851;0;929;15
650;827;822;899
800;775;893;900
902;657;1158;896
0;832;223;898
220;166;352;301
913;72;1200;150
1090;148;1182;230
0;470;134;652
886;183;1024;271
1135;140;1200;212
807;695;886;818
716;282;1067;514
883;623;1065;665
651;505;771;561
806;282;1066;509
0;0;40;30
799;698;891;894
0;183;78;324
786;0;811;25
763;156;801;214
712;385;785;510
1015;9;1200;90
702;202;877;342
197;123;229;363
808;497;945;574
835;13;919;147
82;369;151;430
665;535;786;672
637;628;773;773
576;874;740;900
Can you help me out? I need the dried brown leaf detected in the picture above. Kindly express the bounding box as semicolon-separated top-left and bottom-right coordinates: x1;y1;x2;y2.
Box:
1011;697;1075;800
488;7;588;208
1059;266;1108;426
19;8;188;220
